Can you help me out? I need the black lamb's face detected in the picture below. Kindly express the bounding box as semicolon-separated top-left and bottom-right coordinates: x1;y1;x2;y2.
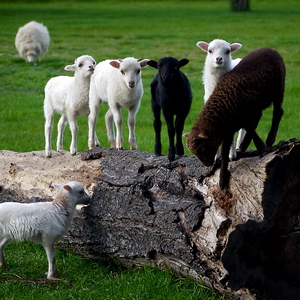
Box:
184;132;219;166
157;57;179;84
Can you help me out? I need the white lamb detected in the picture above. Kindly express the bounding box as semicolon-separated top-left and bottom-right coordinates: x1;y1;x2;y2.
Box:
0;181;90;279
15;20;50;62
197;39;244;160
44;55;97;158
88;57;149;150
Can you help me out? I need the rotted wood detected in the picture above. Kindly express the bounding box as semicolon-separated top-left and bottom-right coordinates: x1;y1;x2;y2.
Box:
0;139;300;299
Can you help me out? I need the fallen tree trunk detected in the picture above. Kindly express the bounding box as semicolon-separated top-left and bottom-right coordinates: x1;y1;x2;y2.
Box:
1;139;300;299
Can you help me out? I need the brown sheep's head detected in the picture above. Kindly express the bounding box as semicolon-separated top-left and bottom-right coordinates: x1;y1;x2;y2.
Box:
184;132;219;166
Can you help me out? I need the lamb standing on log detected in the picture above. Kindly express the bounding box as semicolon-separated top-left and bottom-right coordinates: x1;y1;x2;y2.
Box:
185;47;285;190
88;57;149;150
44;55;97;158
147;57;192;161
197;38;244;160
15;20;50;63
0;181;90;279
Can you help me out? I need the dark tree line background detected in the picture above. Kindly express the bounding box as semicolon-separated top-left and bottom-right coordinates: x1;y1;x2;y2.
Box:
231;0;250;11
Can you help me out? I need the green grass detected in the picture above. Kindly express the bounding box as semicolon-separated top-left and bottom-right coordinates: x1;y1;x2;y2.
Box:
0;0;300;299
0;243;221;300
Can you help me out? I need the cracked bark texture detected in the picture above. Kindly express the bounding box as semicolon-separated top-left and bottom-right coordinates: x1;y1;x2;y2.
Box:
1;139;300;300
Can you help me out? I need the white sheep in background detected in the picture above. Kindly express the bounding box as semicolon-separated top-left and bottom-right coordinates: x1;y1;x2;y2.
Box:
0;181;90;278
44;55;97;158
15;20;50;63
88;57;149;150
197;39;244;160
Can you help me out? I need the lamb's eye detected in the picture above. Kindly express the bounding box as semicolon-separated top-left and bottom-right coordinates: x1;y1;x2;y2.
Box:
121;70;125;75
225;50;230;55
79;63;83;68
136;70;140;75
209;50;213;54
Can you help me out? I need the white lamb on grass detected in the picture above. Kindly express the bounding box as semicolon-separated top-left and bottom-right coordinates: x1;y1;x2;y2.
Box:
15;20;50;63
197;38;245;160
0;181;90;279
44;55;97;158
88;57;149;150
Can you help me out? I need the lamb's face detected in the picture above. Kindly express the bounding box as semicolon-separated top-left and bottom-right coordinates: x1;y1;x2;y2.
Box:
24;46;38;62
157;57;180;84
110;58;149;89
208;41;232;69
184;132;219;166
65;55;96;77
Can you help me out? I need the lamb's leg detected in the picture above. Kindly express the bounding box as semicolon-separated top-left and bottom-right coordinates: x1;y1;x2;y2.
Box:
229;132;237;161
0;237;10;269
56;115;67;154
220;135;234;190
43;241;59;279
239;112;262;152
67;115;78;156
174;115;185;157
152;104;162;156
127;103;140;150
236;128;246;150
105;109;118;149
44;110;54;158
163;111;175;162
266;104;284;147
88;97;101;149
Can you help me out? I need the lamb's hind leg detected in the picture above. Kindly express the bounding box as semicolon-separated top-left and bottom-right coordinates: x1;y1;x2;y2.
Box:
0;237;10;269
266;103;284;147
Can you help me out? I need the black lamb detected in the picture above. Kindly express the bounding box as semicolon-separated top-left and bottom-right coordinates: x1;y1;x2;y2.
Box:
147;57;192;161
185;48;286;190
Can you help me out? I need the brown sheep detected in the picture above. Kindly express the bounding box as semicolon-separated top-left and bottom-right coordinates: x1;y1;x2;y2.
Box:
184;48;286;190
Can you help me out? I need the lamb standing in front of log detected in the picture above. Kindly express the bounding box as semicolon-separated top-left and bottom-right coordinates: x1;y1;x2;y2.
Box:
88;57;149;150
147;57;192;161
0;181;90;278
184;48;285;190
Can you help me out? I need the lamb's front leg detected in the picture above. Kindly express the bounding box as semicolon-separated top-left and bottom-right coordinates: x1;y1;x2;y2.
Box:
220;135;234;190
43;241;59;279
67;115;79;156
128;103;140;150
152;104;162;156
163;111;175;162
175;115;185;157
57;115;68;154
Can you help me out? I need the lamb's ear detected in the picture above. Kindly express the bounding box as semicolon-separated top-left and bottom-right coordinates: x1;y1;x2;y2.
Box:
178;59;189;68
139;59;150;68
63;184;72;192
147;60;158;69
53;183;63;190
230;43;242;52
183;132;191;139
197;133;208;140
109;60;121;69
64;64;76;72
196;41;209;52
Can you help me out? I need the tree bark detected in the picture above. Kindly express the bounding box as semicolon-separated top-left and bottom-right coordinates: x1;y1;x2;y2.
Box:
1;139;300;299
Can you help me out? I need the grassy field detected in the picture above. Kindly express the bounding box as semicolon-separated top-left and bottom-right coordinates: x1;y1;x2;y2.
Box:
0;0;300;299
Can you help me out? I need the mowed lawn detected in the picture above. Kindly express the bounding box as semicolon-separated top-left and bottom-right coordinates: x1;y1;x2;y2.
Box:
0;1;300;299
